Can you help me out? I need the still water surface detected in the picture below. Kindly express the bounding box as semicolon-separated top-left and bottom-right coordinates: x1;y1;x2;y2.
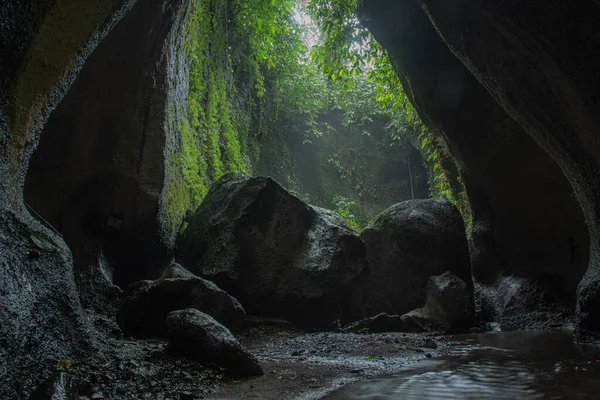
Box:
325;331;600;399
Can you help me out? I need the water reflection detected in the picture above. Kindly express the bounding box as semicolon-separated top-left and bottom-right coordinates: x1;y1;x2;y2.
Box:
324;331;600;399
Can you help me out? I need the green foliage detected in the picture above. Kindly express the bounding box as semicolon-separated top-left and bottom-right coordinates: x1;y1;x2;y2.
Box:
177;0;248;207
56;359;71;369
333;195;362;231
419;128;472;230
167;0;303;232
163;0;470;238
306;0;471;227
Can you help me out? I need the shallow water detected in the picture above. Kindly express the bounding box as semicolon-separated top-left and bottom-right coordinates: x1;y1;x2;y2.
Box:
324;330;600;399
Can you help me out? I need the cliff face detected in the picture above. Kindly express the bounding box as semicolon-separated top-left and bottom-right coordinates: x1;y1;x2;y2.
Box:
0;0;190;394
360;0;598;337
412;0;600;341
0;0;418;393
23;0;189;289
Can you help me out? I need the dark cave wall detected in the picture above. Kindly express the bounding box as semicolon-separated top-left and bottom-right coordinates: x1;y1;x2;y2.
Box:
0;0;55;114
4;0;139;203
359;0;589;315
0;0;191;395
24;0;189;288
409;0;600;340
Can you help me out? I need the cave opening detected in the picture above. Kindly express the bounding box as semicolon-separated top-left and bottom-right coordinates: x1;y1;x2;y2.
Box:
21;0;591;325
22;0;432;294
5;0;600;397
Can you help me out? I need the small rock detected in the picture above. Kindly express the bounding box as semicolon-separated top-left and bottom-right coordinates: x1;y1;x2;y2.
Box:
342;313;406;333
423;338;438;349
242;316;298;331
166;309;263;377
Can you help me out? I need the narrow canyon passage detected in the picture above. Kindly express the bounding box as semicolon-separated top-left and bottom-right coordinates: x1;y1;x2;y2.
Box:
2;0;600;398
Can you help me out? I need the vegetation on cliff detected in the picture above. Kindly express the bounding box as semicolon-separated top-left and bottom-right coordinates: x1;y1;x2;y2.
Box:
163;0;469;236
307;0;470;226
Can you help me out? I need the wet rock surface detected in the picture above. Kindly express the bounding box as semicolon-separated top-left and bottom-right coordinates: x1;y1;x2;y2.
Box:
401;271;474;333
0;209;95;399
118;264;246;337
477;276;574;332
176;173;368;329
351;198;472;319
166;309;264;377
24;337;225;400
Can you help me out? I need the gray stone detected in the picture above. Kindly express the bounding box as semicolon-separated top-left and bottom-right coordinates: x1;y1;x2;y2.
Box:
166;309;263;377
342;313;406;333
351;198;472;319
176;173;368;329
401;271;474;333
118;263;246;337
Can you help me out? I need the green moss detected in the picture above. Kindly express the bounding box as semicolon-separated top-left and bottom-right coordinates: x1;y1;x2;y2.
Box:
162;0;260;238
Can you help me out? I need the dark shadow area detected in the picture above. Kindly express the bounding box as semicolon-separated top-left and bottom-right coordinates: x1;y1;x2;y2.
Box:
360;0;590;315
23;0;185;294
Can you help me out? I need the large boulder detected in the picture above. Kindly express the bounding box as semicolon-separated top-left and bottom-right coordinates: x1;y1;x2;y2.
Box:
118;264;246;337
402;271;474;333
176;173;368;329
166;309;263;377
344;272;474;334
351;198;472;318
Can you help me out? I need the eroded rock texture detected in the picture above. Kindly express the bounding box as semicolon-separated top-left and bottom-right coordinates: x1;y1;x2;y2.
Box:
0;0;190;396
352;198;472;319
177;173;368;329
23;0;189;289
402;271;474;333
360;0;590;333
408;0;600;341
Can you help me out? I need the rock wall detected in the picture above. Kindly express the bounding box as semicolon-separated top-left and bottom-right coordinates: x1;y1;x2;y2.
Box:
359;0;589;322
0;0;191;395
408;0;600;340
24;0;189;288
